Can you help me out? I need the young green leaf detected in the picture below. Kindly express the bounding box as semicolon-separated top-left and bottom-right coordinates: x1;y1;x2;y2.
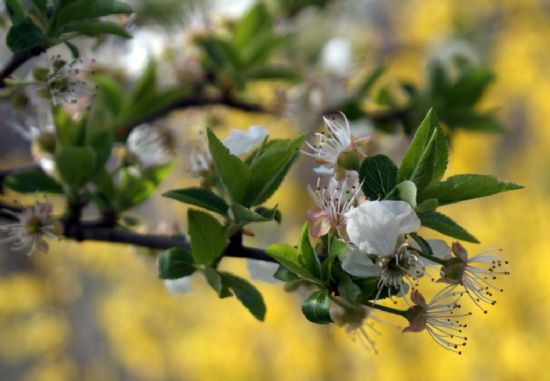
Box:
337;272;362;305
301;290;333;324
398;109;448;185
397;180;417;208
59;21;132;39
162;188;229;216
4;170;63;194
158;248;195;279
265;244;319;283
207;129;251;204
298;222;321;279
54;0;133;29
419;211;479;243
55;146;97;186
273;265;300;282
7;20;46;52
359;154;398;200
419;174;523;206
220;272;267;321
231;203;271;224
204;268;232;298
187;209;227;266
245;135;304;206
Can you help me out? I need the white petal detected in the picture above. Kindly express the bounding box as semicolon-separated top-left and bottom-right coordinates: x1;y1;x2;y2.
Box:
321;37;352;76
223;125;268;156
378;200;420;233
247;260;279;284
164;277;192;294
410;239;452;266
345;201;400;256
313;166;335;175
341;246;381;277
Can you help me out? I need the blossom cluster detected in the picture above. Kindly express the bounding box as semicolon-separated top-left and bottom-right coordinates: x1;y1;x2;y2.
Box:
300;114;511;353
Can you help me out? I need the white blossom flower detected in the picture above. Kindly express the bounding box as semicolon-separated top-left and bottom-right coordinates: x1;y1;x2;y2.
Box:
330;302;379;353
403;288;470;354
222;125;268;156
303;114;368;174
127;124;175;169
164;277;193;294
44;56;95;107
10;100;57;176
437;242;510;313
307;172;364;238
246;260;279;284
189;126;268;177
341;201;422;299
321;37;353;77
0;201;62;255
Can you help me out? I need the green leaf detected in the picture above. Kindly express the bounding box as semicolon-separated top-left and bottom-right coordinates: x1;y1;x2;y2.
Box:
298;222;321;279
204;268;232;298
187;209;227;265
158;248;195;279
162;188;229;216
54;0;133;29
338;272;362;305
409;233;434;257
207;129;251;204
398;109;448;186
4;170;63;194
273;265;300;282
254;206;282;224
397;180;417;208
301;290;332;324
420;174;523;206
6;20;46;52
246;135;304;206
265;244;319;283
87;127;114;172
5;0;25;24
415;198;439;213
328;237;348;258
55;146;96;186
60;21;132;38
359;154;398;200
220;272;266;321
231;203;270;224
355;65;386;98
419;211;479;243
233;2;271;48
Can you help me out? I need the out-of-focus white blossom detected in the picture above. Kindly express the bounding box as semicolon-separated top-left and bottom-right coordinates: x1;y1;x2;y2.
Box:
164;277;193;294
321;37;353;77
127;124;175;169
0;201;61;255
246;260;279;284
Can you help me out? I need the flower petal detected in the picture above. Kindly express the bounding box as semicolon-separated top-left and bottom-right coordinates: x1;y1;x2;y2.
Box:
379;200;421;233
341;245;382;277
345;201;400;256
164;277;193;294
223;125;268;156
247;259;279;284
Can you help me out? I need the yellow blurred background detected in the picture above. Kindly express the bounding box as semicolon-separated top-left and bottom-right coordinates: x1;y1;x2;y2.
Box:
1;0;549;380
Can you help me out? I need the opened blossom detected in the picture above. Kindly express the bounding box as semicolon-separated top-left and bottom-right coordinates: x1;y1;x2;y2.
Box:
307;172;363;238
0;201;62;255
404;289;470;354
303;114;368;174
330;301;379;353
340;200;427;298
436;242;510;313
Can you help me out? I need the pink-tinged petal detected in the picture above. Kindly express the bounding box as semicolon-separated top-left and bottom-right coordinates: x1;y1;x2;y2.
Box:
36;239;49;253
307;211;331;238
410;289;427;307
451;242;469;261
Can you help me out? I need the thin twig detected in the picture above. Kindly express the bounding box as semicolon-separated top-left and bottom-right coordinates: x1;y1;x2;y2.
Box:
0;47;45;88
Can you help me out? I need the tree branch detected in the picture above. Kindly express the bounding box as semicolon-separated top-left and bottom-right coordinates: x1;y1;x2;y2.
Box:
0;201;275;262
0;47;45;88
